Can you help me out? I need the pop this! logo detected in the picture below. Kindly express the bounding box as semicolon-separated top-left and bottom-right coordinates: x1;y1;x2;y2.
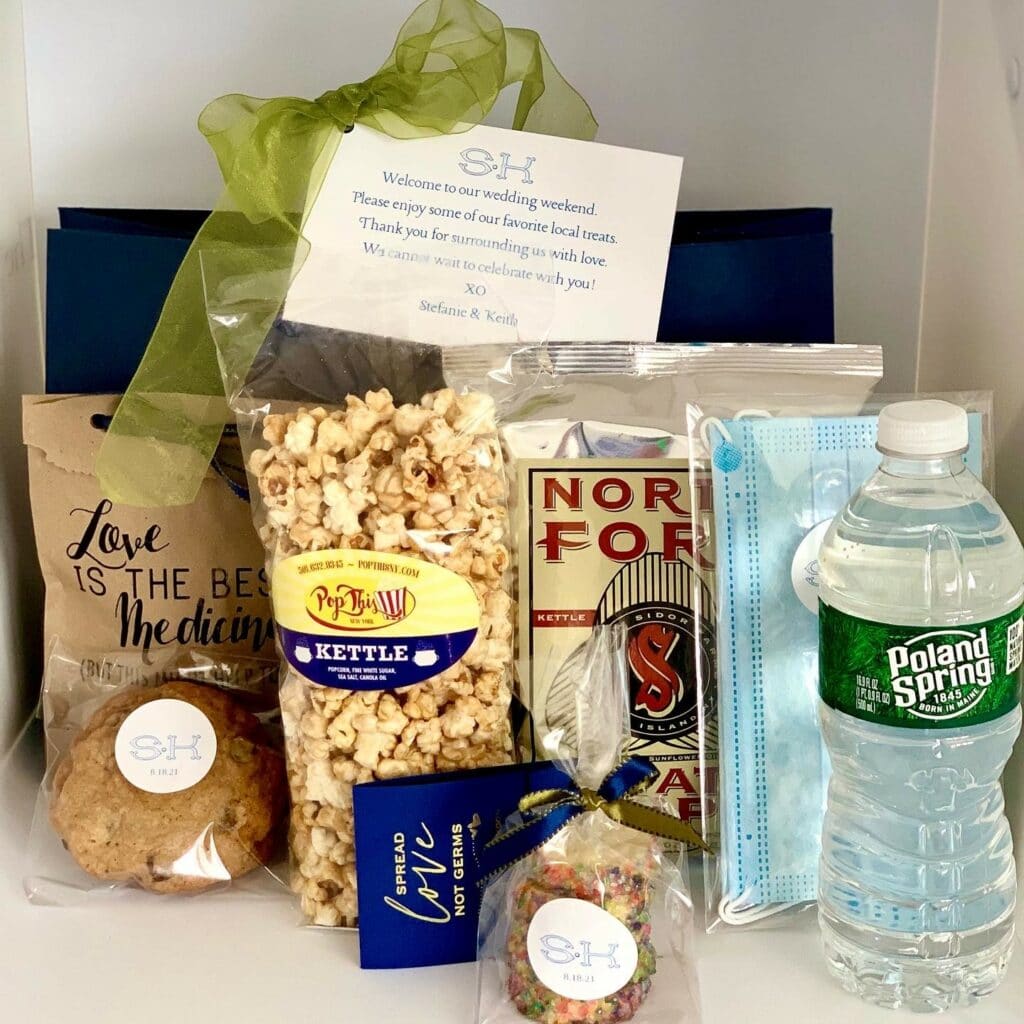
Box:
306;583;415;632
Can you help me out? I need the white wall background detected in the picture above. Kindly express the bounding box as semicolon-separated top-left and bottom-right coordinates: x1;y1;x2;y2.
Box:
920;0;1024;520
21;0;940;391
0;0;43;746
918;0;1024;873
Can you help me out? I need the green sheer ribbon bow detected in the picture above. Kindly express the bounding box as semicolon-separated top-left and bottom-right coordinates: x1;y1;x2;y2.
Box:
97;0;596;506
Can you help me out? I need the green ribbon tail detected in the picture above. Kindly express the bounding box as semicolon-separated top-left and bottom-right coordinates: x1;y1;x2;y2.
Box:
606;798;713;855
96;0;597;507
93;102;337;507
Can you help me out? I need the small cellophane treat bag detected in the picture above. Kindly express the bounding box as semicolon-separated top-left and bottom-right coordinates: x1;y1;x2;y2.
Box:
25;644;287;903
476;628;704;1024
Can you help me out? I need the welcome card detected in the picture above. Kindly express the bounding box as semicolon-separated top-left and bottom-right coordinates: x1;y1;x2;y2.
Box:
284;124;682;345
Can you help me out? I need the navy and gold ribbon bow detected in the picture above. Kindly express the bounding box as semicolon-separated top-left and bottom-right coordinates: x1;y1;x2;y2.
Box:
478;756;711;882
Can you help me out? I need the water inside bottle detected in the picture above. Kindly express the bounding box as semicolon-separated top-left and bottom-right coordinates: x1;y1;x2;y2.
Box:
818;450;1024;1012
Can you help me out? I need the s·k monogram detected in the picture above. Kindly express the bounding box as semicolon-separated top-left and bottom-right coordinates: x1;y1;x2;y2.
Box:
129;734;204;762
539;933;621;969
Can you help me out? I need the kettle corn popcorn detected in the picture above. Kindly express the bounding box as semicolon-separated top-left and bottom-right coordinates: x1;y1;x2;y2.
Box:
248;387;514;925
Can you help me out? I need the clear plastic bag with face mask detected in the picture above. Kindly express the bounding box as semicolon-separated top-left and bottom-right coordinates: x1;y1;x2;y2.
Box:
475;626;703;1024
684;392;993;931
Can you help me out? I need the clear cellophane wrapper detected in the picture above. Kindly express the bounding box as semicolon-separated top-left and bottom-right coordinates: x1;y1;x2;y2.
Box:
206;267;518;926
24;643;287;903
476;628;702;1024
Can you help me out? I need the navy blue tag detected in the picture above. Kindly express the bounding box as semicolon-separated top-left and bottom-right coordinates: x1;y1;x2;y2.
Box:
354;760;570;969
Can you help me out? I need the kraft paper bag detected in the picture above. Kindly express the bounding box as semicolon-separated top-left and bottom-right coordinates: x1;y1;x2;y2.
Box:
23;395;275;684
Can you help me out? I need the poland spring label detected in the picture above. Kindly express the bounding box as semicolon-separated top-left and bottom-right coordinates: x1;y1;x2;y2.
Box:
819;603;1024;727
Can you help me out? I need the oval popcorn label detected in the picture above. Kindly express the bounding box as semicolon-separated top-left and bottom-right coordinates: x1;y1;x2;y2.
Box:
273;550;481;689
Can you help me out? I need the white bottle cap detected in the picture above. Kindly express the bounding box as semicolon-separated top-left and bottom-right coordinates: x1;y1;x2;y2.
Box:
876;400;969;457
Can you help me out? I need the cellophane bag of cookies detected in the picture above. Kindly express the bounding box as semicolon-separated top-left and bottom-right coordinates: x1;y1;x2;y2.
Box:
25;644;288;903
207;296;517;926
476;627;702;1024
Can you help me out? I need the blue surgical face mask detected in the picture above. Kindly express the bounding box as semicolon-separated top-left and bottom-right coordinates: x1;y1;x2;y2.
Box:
707;412;984;926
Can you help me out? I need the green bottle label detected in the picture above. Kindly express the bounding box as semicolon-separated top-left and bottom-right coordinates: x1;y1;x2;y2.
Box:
819;602;1024;728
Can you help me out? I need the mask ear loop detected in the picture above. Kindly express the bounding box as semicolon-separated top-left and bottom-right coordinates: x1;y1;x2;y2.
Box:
699;410;772;472
700;417;739;474
698;410;774;447
699;416;732;451
718;894;803;926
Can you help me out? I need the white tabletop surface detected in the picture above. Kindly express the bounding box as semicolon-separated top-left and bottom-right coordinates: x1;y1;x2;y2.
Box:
3;723;1023;1024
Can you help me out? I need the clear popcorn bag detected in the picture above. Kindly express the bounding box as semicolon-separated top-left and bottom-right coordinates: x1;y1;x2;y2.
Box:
206;304;518;926
476;627;704;1024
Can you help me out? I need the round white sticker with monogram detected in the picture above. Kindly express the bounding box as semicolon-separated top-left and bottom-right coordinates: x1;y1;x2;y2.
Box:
526;897;639;1001
114;699;218;794
791;518;834;614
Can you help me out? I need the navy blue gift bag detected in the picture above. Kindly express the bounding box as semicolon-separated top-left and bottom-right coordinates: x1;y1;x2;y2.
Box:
658;208;834;343
46;209;203;393
46;207;834;393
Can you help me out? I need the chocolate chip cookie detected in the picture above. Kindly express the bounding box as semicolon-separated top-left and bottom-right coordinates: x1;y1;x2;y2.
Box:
50;680;287;894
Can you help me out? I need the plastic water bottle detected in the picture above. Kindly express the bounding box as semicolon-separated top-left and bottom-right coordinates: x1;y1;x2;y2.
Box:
817;400;1024;1012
